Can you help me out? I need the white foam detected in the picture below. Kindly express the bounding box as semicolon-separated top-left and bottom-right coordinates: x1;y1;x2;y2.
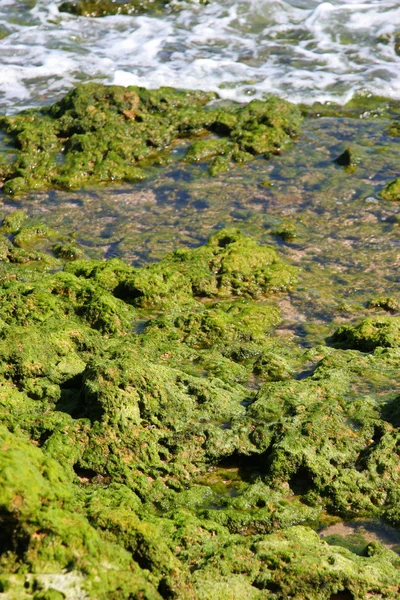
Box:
0;0;400;113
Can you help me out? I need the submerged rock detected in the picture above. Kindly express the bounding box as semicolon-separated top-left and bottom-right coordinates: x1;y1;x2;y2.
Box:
380;177;400;201
367;296;399;313
333;147;361;170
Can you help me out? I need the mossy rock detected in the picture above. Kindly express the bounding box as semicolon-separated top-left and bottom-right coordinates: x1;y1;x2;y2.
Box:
0;225;399;597
367;296;399;312
0;83;302;195
249;526;400;599
59;0;170;17
380;177;400;201
333;147;361;169
331;317;400;351
58;0;208;17
0;426;183;598
1;210;26;233
66;227;298;309
233;346;400;521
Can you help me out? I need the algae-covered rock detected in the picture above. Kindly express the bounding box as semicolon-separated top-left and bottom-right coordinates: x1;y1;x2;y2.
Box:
0;212;86;270
1;210;26;233
367;296;400;312
59;0;170;17
333;147;361;170
66;228;298;309
52;242;83;261
249;526;400;599
231;346;400;525
0;225;400;598
331;316;400;351
381;395;400;428
58;0;208;17
380;177;400;201
13;224;56;248
271;221;297;242
0;426;173;599
0;83;302;195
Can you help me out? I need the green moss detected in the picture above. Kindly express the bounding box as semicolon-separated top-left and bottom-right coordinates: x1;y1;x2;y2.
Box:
0;225;400;597
185;138;233;163
58;0;170;18
1;210;26;233
381;395;400;428
367;296;399;312
13;224;57;249
271;221;297;242
66;227;297;310
380;177;400;201
59;0;210;18
249;526;400;598
0;83;302;195
331;317;400;351
58;0;210;17
322;532;371;556
209;155;231;176
303;92;400;119
52;242;84;261
146;300;281;350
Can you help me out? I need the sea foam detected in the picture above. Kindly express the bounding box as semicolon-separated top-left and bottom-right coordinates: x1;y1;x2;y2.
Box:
0;0;400;112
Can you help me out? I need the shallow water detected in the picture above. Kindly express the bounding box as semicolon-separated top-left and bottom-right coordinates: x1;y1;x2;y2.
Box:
2;115;399;346
320;519;400;554
1;0;400;113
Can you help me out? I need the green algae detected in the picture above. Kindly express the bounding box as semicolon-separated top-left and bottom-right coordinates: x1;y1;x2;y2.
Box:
7;111;398;329
331;317;400;351
0;83;302;196
65;226;298;310
301;95;400;204
381;177;400;201
271;221;297;242
0;219;399;598
333;147;361;171
302;92;400;120
320;519;400;556
367;297;400;313
2;94;400;593
1;210;26;233
59;0;171;18
58;0;208;18
237;346;400;523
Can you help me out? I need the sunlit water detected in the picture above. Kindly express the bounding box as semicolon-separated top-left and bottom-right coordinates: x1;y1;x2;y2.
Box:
1;0;399;342
1;0;400;113
2;116;399;345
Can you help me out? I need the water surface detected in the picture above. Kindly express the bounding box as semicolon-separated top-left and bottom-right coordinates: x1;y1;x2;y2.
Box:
1;0;400;112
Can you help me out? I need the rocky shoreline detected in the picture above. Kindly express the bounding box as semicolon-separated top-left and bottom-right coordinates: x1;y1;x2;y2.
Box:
0;217;399;598
0;85;399;599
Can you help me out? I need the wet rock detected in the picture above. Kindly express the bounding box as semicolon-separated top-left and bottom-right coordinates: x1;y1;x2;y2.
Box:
0;225;399;597
333;147;361;170
0;83;302;196
331;317;400;351
59;0;170;18
367;297;399;313
380;177;400;201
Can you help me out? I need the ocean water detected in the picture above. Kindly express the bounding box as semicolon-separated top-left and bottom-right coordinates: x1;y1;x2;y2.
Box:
1;0;400;113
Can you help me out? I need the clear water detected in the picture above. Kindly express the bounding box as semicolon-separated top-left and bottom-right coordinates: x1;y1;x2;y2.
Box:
0;0;399;347
2;116;399;348
1;0;400;113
